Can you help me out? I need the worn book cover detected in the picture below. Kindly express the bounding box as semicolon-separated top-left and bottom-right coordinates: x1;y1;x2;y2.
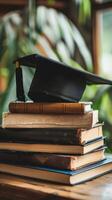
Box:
0;148;105;170
9;102;92;114
2;110;98;129
0;138;104;154
0;157;111;185
0;124;103;145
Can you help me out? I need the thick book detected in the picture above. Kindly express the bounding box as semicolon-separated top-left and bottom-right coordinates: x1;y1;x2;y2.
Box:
0;138;104;154
0;124;103;145
0;157;111;185
0;148;105;170
9;101;92;114
2;110;98;129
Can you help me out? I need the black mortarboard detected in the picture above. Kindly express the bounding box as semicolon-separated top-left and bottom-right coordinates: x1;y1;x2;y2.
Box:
14;54;112;102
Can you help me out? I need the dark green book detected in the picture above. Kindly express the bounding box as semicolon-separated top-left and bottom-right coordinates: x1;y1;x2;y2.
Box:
0;124;103;145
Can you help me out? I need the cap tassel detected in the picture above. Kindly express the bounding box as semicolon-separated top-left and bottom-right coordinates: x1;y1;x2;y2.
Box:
15;61;25;101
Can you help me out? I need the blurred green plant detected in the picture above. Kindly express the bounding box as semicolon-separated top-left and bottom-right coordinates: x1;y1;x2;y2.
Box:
83;85;112;151
74;0;91;24
73;0;112;151
0;5;92;117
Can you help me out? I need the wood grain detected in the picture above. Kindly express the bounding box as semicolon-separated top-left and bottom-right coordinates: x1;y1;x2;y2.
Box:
0;172;112;200
0;154;112;199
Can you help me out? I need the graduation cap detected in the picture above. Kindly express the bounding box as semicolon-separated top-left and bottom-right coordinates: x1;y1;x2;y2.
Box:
14;54;112;102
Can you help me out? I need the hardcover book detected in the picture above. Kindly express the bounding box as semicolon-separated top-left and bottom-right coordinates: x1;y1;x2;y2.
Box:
0;138;104;154
0;157;111;185
2;110;98;129
0;124;103;145
9;101;92;114
0;148;105;170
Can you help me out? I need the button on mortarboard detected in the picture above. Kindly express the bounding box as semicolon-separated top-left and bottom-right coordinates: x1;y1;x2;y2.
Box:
14;54;112;102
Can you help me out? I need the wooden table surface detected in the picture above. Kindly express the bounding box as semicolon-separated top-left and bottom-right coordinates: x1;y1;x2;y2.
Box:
0;171;112;200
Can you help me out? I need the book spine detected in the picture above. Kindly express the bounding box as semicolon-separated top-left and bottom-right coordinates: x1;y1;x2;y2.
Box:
0;128;80;145
9;102;87;114
0;152;73;170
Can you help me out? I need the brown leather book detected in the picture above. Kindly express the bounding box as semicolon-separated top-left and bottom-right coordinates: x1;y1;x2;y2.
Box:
0;148;105;170
2;110;98;129
0;138;104;154
9;101;92;114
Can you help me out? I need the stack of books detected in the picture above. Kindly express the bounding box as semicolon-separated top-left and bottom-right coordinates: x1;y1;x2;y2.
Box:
0;101;112;185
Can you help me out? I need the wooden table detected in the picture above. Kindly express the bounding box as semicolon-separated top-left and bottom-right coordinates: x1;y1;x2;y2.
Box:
0;171;112;200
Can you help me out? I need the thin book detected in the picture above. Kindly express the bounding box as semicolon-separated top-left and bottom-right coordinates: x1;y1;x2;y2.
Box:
9;101;93;114
0;138;104;154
